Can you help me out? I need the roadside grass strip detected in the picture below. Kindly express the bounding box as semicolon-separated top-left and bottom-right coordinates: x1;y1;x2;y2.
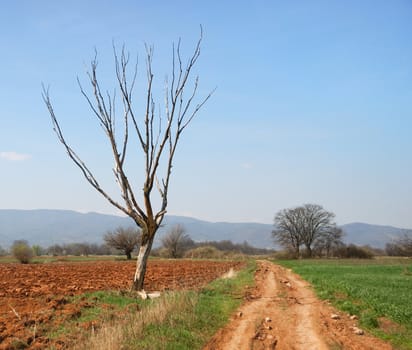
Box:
64;260;256;349
127;260;255;349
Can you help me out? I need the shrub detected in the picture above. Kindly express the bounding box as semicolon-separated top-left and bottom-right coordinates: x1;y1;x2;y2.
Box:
0;245;7;256
184;246;223;259
32;244;44;256
335;244;373;259
150;247;171;258
12;240;33;264
273;250;298;260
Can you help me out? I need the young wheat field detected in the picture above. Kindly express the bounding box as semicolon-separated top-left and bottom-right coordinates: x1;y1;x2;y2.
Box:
278;258;412;350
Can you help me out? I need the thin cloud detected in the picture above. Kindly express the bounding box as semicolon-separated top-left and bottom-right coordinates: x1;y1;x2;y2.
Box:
0;151;31;161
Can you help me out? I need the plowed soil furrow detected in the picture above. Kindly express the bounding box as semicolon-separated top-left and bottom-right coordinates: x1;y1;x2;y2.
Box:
203;260;393;350
0;259;244;349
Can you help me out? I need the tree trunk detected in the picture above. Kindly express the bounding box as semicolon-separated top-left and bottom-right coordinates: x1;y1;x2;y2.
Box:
132;237;154;291
126;251;132;260
295;245;300;259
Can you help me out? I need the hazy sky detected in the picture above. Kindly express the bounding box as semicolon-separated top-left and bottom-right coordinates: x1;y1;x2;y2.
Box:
1;1;411;227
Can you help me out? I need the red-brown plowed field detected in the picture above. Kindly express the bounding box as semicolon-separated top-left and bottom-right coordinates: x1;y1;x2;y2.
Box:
0;259;244;349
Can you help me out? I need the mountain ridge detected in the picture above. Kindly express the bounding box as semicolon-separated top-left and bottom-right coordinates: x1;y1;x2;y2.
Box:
0;209;410;249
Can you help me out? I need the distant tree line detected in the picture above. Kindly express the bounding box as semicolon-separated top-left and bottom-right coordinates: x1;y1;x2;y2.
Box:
1;223;275;263
386;233;412;256
3;223;410;264
47;242;114;256
151;224;275;259
0;227;140;263
0;239;118;263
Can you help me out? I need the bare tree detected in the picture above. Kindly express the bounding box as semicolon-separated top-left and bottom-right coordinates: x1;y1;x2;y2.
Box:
273;204;337;258
161;224;193;258
300;204;335;257
104;227;140;259
272;207;305;258
42;28;213;291
386;233;412;256
0;245;7;256
47;244;64;256
314;227;344;257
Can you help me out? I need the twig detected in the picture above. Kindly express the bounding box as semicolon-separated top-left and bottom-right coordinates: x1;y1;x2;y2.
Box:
8;304;21;320
33;321;37;342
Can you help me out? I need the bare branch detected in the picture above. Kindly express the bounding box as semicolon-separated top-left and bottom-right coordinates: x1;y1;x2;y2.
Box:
114;45;146;150
43;28;212;291
41;85;132;218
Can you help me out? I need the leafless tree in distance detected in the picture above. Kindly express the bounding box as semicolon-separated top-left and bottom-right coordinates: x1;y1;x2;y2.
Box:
386;233;412;256
272;206;305;258
0;246;7;256
161;224;193;258
273;204;337;258
300;204;336;257
42;28;213;292
314;227;344;257
104;227;140;260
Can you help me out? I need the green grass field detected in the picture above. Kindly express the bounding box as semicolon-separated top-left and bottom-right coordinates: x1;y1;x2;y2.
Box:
277;258;412;350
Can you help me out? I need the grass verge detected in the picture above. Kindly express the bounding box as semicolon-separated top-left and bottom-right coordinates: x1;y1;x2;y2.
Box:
53;260;256;349
277;258;412;350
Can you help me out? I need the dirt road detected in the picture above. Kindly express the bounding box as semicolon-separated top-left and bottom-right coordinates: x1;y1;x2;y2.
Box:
203;260;393;350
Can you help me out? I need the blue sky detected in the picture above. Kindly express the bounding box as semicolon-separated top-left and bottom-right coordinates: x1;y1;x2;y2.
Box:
1;1;411;227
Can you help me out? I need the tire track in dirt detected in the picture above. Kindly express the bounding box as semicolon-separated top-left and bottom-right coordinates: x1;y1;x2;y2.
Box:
203;260;393;350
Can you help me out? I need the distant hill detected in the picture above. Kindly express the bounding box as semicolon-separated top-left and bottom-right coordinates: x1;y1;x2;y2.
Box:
0;209;410;249
340;222;411;249
162;215;273;248
0;209;132;247
0;209;273;248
